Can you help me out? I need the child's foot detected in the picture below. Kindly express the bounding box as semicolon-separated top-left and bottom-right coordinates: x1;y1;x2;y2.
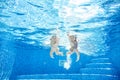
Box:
50;54;54;59
59;52;64;56
56;52;63;56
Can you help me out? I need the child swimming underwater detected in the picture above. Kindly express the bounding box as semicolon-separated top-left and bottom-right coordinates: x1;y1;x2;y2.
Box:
50;34;63;58
66;33;80;62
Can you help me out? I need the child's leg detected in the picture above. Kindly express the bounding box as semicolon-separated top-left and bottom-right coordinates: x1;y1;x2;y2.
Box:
66;52;72;61
66;51;72;55
55;47;63;56
75;49;80;62
66;47;73;59
67;47;73;55
50;48;55;58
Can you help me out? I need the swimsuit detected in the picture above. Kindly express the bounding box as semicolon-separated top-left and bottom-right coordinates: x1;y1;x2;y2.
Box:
70;41;78;52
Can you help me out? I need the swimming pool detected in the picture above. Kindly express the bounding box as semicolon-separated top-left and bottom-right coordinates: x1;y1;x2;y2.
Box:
0;0;120;80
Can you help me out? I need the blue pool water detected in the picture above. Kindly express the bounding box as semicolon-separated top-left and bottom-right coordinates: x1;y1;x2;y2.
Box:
0;0;120;80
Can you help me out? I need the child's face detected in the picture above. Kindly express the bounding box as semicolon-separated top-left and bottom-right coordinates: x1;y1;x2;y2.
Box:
70;35;75;41
52;35;56;39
